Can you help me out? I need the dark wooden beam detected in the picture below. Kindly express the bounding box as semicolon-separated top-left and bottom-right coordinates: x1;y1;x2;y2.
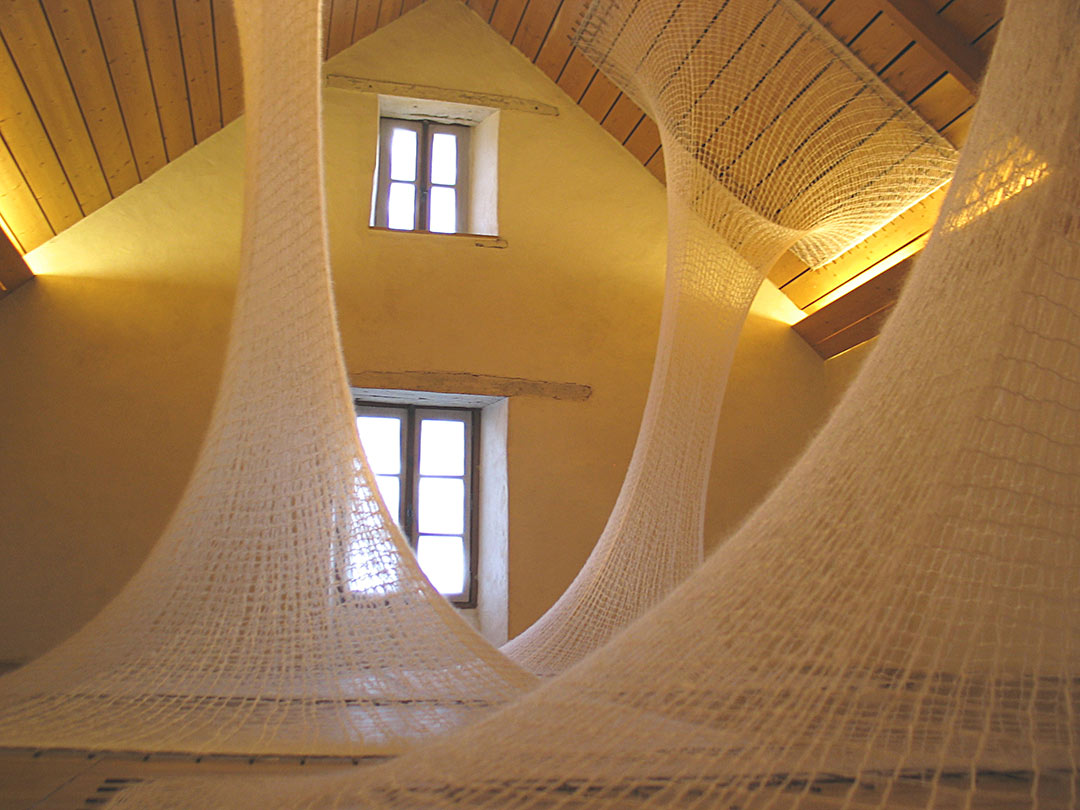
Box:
792;252;917;359
0;229;34;299
877;0;988;94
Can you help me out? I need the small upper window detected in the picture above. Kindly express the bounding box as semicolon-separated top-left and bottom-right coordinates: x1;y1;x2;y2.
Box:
373;118;470;234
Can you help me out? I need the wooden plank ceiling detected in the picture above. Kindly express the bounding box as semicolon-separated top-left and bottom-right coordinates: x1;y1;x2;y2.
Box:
0;0;1003;355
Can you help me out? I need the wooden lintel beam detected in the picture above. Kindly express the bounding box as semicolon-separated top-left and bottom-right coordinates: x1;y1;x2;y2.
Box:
325;74;560;117
0;228;33;299
877;0;987;94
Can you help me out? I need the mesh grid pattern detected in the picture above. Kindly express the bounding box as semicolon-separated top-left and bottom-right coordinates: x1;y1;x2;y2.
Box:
502;0;956;676
0;0;534;757
115;0;1078;805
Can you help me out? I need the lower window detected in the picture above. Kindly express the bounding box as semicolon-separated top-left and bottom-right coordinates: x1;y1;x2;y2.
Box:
354;400;479;607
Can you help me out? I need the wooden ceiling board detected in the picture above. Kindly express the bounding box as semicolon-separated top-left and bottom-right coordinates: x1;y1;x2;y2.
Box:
940;104;972;147
971;21;999;57
602;93;645;143
0;28;84;235
533;0;584;81
0;2;112;214
846;11;910;73
488;0;527;41
351;0;381;41
174;0;222;143
92;0;169;179
326;0;359;58
554;47;596;102
42;0;140;199
212;0;243;123
0;140;54;252
817;0;881;46
622;115;661;165
909;70;973;131
939;0;1006;48
810;301;893;358
879;41;946;101
375;0;404;30
134;0;195;161
466;0;497;23
578;70;620;123
511;0;562;61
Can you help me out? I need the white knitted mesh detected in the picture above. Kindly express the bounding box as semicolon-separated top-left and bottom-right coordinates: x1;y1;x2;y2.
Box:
503;0;956;676
0;0;533;757
112;0;1079;805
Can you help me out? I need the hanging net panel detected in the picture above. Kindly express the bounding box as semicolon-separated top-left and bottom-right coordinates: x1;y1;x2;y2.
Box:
502;0;956;676
0;0;534;757
114;0;1079;805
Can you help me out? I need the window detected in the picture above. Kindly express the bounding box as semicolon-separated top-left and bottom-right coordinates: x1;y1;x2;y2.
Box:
373;118;470;234
355;400;478;606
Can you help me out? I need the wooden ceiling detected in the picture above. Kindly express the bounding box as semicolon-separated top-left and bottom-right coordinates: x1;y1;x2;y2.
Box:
0;0;1004;355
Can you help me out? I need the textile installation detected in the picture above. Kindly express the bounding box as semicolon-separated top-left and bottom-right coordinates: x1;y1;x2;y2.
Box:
503;0;956;675
5;3;1079;809
0;0;535;757
115;0;1078;806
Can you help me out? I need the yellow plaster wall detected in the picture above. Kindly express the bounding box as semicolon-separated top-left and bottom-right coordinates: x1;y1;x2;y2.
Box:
0;0;849;662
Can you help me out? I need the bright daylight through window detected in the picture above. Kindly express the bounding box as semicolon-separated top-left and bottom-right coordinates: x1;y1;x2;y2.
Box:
354;401;478;606
373;118;469;233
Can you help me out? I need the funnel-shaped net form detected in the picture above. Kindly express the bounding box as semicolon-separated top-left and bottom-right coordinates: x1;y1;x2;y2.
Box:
0;0;534;757
502;0;956;676
113;0;1079;805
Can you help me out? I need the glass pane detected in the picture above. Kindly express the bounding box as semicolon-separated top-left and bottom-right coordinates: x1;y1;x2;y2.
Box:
417;535;466;595
428;186;456;234
389;127;417;181
419;419;466;476
375;474;400;524
418;476;464;535
356;415;401;474
387;182;415;230
430;132;457;185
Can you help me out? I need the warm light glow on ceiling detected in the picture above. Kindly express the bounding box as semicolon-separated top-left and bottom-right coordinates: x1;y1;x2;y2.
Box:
798;232;930;319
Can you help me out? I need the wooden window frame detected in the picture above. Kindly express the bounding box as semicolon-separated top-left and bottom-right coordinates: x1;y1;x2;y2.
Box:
373;118;471;234
354;400;480;608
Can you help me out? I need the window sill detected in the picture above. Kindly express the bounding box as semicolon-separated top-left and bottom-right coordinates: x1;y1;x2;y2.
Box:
368;226;507;249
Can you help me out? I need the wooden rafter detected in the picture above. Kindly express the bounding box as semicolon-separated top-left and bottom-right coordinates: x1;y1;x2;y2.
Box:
877;0;989;94
0;227;33;299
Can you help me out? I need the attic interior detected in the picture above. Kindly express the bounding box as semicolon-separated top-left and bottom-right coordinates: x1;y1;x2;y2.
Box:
3;0;1071;805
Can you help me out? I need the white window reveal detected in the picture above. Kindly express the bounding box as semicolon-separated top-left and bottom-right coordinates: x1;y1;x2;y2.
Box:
374;118;470;234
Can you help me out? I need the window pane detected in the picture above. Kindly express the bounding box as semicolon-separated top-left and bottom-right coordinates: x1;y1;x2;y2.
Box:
430;132;457;185
356;415;401;474
428;186;457;233
387;182;415;230
418;477;464;535
389;127;417;181
417;535;465;595
375;474;400;524
419;418;466;476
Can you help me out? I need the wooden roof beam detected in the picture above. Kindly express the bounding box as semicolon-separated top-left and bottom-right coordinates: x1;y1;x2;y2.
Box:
877;0;988;94
0;228;34;300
